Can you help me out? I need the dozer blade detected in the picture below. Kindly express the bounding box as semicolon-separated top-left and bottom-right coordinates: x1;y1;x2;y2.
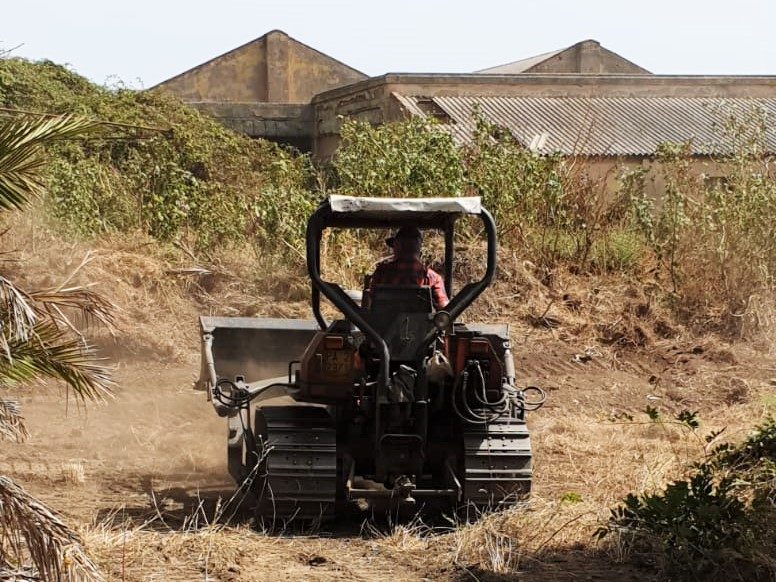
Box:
198;316;319;391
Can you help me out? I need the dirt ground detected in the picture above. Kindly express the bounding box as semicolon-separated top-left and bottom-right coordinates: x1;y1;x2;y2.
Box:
3;329;774;581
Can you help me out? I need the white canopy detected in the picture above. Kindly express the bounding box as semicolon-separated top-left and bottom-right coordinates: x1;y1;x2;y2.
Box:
329;195;482;215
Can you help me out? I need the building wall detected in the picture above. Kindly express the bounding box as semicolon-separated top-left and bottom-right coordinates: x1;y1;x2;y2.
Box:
285;38;367;102
154;31;367;145
158;38;269;102
156;31;366;105
192;102;314;149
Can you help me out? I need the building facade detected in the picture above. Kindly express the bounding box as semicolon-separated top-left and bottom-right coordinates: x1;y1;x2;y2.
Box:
155;31;776;187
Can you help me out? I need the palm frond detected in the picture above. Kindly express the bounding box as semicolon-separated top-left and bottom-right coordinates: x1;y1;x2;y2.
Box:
0;399;27;442
0;476;103;581
0;276;36;338
29;285;118;334
0;276;37;362
0;114;103;211
0;323;112;400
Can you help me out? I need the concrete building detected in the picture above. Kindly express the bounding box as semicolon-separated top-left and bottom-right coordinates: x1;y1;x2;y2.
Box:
154;30;366;150
155;31;776;179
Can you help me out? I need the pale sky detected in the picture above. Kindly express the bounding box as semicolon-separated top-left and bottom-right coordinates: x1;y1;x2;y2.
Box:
2;0;774;88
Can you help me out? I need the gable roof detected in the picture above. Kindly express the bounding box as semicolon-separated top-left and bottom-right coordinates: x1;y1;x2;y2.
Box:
476;40;650;75
395;94;776;156
476;48;566;74
154;29;367;103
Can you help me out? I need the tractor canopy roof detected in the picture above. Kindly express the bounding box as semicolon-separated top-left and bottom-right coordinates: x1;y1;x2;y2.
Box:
322;195;482;229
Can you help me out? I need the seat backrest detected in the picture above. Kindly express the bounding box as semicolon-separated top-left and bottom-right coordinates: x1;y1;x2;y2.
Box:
366;286;434;362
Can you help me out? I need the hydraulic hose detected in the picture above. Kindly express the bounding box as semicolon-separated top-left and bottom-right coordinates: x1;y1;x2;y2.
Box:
452;364;511;424
452;371;487;424
471;361;508;408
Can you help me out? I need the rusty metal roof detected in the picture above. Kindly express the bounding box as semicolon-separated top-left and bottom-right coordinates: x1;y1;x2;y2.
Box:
394;94;776;156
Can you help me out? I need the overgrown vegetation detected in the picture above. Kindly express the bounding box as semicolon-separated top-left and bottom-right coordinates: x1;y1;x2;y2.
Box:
622;123;776;334
0;58;317;256
334;113;775;337
600;417;775;580
2;57;773;337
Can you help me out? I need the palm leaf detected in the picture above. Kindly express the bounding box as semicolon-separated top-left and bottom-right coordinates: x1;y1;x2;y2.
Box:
0;114;103;211
0;399;27;442
30;285;118;334
1;273;117;395
0;323;112;400
0;476;103;581
0;276;37;359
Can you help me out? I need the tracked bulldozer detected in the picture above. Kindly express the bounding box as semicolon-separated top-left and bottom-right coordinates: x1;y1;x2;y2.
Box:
198;195;545;522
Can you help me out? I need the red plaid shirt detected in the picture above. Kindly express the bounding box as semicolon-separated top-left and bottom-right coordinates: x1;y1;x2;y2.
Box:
370;257;449;308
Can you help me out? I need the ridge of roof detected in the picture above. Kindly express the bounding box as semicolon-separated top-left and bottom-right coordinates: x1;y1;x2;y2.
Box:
474;39;650;75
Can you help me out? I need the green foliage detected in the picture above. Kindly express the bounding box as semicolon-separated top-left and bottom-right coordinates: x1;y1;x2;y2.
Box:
560;491;583;504
589;228;645;273
0;58;313;255
620;109;776;333
464;117;565;238
600;417;776;580
676;409;700;430
334;117;465;197
2;57;773;336
0;113;102;210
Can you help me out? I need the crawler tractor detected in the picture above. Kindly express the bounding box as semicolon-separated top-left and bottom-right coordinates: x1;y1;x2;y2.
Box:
198;196;544;521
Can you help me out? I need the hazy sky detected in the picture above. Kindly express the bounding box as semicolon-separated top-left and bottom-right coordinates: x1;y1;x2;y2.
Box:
2;0;774;88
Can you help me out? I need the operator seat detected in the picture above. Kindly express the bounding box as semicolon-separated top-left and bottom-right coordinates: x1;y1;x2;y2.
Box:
365;285;434;362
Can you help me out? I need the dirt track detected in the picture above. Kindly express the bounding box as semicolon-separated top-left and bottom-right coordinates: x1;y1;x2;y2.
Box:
3;336;773;580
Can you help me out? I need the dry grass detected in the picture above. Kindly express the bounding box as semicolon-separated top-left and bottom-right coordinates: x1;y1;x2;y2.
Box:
59;382;771;581
61;462;86;486
1;207;774;580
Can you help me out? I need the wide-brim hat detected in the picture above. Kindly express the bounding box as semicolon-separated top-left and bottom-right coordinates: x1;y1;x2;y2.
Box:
385;226;422;248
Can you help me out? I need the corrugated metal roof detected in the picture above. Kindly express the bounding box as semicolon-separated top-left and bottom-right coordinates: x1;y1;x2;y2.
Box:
394;94;776;156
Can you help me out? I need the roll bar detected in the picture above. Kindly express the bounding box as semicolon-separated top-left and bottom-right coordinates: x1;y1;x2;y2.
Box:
305;197;498;391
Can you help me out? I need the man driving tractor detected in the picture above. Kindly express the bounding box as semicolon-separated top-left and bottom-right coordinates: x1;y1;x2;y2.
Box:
369;225;449;309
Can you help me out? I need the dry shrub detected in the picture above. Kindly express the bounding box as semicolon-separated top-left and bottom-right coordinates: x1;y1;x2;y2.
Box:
623;118;776;337
0;209;317;364
61;462;86;486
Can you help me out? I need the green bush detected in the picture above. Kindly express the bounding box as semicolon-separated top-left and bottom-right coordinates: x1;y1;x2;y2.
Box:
2;56;773;335
599;417;776;580
0;58;313;254
334;117;465;198
589;228;646;273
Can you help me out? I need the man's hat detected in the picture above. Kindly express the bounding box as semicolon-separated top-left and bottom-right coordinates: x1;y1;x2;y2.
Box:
385;226;422;248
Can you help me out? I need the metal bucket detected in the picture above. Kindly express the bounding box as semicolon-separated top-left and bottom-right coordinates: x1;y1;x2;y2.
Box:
198;316;319;392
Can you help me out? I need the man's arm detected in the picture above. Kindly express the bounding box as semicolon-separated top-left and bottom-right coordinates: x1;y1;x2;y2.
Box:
428;269;449;309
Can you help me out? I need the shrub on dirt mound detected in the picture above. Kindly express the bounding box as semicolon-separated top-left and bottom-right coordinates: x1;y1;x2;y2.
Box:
600;417;776;580
0;58;317;254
